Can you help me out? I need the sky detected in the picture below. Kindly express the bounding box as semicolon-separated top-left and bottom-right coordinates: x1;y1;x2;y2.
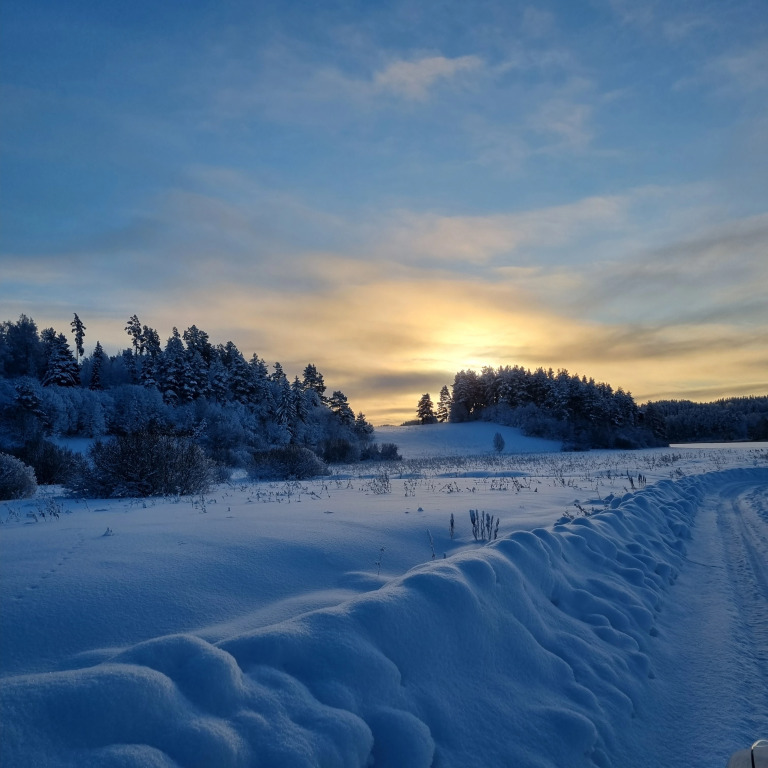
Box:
1;0;767;424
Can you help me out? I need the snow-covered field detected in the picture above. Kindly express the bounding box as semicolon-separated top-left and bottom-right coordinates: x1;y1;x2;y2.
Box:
1;424;767;768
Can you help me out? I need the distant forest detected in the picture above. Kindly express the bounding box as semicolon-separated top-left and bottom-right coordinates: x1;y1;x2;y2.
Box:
2;314;767;494
0;314;385;491
416;366;768;448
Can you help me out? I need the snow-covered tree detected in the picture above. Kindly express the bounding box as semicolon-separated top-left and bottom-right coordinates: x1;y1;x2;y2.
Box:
329;390;354;426
354;411;374;440
417;393;436;424
0;315;43;378
158;328;187;404
291;376;309;424
183;325;213;365
437;385;451;422
90;341;105;391
142;326;161;358
302;364;326;401
41;334;80;387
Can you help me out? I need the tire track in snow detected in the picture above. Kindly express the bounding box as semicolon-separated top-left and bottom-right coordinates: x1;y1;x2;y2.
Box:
616;470;768;768
723;482;768;676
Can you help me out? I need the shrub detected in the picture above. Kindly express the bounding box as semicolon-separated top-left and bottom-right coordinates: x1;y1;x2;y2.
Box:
360;442;380;461
379;443;402;461
67;430;214;497
0;453;37;500
12;438;84;485
321;437;359;464
493;432;505;453
249;445;328;481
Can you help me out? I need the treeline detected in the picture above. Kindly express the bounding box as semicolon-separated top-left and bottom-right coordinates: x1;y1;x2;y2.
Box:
0;314;395;495
429;365;660;449
642;397;768;443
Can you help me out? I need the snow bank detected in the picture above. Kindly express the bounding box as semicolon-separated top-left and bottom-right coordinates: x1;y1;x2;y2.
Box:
5;469;762;767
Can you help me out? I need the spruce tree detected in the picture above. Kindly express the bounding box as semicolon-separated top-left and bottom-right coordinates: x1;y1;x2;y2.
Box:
42;333;80;387
70;313;86;362
417;393;436;424
90;341;105;390
437;385;451;422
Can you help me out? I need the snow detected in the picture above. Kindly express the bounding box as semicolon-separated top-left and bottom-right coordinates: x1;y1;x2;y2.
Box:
375;422;562;458
1;425;767;767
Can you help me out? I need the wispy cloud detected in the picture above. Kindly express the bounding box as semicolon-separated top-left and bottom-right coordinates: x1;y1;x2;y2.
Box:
373;55;483;100
380;194;627;264
710;46;768;93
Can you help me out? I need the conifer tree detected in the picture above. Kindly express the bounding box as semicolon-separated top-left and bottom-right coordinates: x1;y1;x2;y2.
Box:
0;315;43;378
302;364;326;401
124;315;144;356
70;313;86;362
437;385;451;422
354;412;374;440
90;341;105;390
329;390;355;425
42;333;80;387
291;376;309;424
417;393;436;424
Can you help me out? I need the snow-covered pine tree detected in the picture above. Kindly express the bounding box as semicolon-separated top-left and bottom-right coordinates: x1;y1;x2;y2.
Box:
158;328;186;404
90;341;105;390
354;412;374;440
207;357;230;403
223;343;254;404
417;393;436;424
329;390;355;426
437;385;451;423
276;378;298;437
291;376;309;424
0;314;43;378
41;333;80;387
142;326;161;358
182;325;213;365
302;364;327;401
249;354;270;403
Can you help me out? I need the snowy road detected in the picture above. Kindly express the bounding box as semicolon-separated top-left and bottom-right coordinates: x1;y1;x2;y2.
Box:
627;472;768;767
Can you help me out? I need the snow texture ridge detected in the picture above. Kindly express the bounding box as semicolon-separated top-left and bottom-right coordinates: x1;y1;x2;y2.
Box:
1;468;765;768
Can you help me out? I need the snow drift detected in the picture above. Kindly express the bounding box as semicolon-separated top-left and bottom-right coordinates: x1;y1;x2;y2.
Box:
5;469;762;767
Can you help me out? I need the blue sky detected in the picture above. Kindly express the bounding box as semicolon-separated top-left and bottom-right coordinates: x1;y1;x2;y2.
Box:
2;0;766;423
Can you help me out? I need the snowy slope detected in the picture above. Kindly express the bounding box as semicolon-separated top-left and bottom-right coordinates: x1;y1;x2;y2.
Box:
1;435;767;767
375;422;561;458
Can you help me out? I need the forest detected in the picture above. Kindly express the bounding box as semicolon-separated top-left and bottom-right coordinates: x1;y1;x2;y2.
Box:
2;313;766;499
0;314;386;497
418;366;768;448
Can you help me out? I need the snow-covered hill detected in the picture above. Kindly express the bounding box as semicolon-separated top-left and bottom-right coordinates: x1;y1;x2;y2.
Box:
375;422;562;458
1;433;767;767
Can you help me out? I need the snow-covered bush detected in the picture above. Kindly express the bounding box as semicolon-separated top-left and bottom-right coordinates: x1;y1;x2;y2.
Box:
0;452;37;499
68;431;214;497
249;445;328;480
